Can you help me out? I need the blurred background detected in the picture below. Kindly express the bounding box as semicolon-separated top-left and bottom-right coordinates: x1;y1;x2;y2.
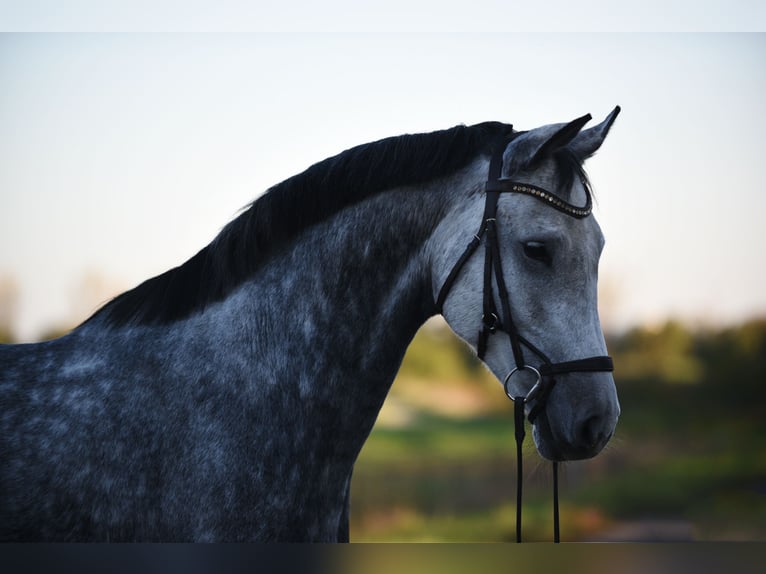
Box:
1;9;765;542
350;317;766;541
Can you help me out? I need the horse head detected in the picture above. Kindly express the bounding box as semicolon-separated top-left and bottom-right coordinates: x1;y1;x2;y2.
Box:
434;108;621;462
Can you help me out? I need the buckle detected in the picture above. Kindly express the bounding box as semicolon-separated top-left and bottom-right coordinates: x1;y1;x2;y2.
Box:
482;312;499;334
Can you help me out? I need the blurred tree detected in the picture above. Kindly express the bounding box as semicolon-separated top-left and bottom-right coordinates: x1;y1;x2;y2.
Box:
694;318;766;406
397;319;489;384
29;271;127;342
0;275;19;343
609;321;704;384
70;270;125;325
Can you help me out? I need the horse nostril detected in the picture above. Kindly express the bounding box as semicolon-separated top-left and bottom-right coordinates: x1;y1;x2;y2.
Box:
579;414;604;449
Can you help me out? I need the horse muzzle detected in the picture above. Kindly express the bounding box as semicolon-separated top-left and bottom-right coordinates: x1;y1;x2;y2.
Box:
531;374;620;461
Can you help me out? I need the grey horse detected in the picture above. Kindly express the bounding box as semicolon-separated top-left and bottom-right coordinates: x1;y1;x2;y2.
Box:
0;109;620;541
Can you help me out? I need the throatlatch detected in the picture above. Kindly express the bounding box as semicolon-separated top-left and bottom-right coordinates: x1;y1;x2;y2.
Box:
436;131;614;542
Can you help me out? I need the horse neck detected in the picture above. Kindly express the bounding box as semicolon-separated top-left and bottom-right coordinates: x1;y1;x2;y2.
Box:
180;184;455;461
246;186;442;384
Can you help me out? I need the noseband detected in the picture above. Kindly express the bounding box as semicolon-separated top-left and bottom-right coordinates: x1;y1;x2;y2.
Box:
435;137;614;542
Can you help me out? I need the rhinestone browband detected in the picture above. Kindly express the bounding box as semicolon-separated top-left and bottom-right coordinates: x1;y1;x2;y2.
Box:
484;179;593;219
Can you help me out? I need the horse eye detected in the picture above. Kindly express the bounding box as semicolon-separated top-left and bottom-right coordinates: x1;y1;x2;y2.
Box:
523;241;552;265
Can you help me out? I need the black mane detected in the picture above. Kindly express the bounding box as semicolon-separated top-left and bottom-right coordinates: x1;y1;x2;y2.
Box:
92;121;516;327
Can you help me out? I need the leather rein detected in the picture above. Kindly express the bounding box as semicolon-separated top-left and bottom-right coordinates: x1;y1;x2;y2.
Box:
435;137;614;542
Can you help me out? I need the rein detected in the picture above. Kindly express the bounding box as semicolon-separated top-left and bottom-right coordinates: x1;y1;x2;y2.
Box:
435;138;614;542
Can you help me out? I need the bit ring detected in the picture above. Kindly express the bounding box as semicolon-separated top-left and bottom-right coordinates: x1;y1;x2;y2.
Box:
503;365;542;402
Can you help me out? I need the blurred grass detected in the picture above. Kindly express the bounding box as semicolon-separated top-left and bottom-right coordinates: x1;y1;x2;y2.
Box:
350;318;766;541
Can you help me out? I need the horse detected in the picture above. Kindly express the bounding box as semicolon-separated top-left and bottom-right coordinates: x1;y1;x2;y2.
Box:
0;108;621;542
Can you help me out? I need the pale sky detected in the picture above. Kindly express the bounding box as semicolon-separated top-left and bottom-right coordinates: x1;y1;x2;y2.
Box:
1;27;765;339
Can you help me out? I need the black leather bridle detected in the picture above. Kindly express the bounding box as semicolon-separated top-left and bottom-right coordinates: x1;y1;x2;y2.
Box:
435;136;614;542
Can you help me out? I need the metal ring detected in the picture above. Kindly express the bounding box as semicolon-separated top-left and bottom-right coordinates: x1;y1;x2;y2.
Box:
503;365;542;402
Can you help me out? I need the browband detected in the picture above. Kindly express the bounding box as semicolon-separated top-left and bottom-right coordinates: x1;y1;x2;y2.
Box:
484;179;593;218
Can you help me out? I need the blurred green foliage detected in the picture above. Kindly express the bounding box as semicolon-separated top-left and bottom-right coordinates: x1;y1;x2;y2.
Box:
351;318;766;541
609;321;703;384
396;324;488;382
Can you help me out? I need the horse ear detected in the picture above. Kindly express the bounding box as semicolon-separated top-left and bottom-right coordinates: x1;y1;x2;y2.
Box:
529;113;592;165
568;106;621;160
503;113;593;174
